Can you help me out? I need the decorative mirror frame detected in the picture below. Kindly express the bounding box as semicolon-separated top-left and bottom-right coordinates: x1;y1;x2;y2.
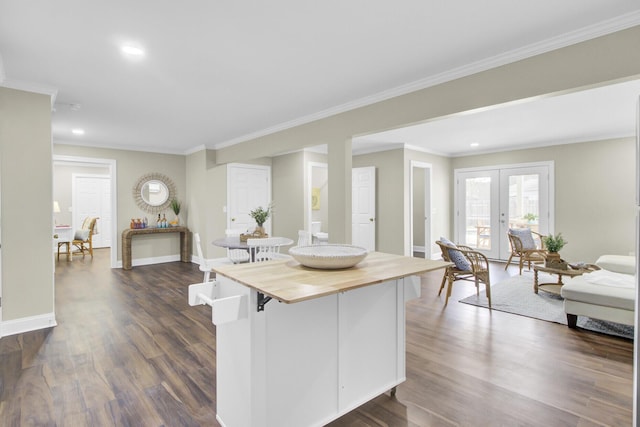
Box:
133;172;177;214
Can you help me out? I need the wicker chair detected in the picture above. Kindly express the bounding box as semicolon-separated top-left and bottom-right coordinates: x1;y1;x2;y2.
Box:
436;240;491;308
505;228;546;274
72;217;99;259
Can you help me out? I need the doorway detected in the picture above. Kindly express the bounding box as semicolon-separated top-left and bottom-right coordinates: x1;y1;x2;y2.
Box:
454;162;554;260
53;155;117;268
307;162;329;242
411;161;432;259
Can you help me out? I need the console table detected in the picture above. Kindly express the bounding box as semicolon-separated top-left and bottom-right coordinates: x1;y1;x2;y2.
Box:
121;226;191;270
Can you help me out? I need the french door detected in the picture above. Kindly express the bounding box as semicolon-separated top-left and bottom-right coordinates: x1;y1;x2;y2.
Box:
455;162;553;260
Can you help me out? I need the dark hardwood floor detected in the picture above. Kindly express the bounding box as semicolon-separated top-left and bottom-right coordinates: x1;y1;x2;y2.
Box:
0;249;633;426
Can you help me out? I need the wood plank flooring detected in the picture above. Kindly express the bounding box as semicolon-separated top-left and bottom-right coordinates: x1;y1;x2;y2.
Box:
0;249;633;426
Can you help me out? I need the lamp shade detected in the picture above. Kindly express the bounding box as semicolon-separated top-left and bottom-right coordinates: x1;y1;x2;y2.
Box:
53;201;61;213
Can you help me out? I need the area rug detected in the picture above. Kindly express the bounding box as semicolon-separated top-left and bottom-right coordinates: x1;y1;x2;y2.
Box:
458;273;634;340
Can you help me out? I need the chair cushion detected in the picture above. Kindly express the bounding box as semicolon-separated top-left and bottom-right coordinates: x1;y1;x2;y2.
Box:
74;229;90;241
509;228;536;249
439;237;471;271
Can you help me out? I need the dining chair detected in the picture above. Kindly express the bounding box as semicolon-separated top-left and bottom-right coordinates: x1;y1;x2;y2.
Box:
436;238;491;308
297;230;312;246
247;237;292;262
194;232;216;282
71;217;99;259
225;228;250;264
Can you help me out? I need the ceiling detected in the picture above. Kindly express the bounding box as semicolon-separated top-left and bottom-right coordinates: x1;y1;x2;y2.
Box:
1;1;639;156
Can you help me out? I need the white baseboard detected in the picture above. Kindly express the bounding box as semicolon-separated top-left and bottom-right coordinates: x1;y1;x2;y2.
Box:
116;254;181;269
1;312;57;337
413;245;425;254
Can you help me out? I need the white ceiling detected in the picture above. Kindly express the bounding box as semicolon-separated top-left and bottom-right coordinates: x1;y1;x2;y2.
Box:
1;1;639;156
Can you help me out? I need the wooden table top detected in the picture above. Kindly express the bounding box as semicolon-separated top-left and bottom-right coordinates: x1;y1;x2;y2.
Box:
212;251;451;304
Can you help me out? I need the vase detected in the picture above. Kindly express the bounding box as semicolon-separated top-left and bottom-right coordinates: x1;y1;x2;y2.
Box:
255;225;267;237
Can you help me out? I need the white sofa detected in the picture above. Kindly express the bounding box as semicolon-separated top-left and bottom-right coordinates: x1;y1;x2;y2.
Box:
560;255;636;328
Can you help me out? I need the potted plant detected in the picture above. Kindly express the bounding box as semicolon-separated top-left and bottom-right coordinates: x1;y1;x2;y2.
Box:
170;199;181;226
249;203;272;237
542;232;567;268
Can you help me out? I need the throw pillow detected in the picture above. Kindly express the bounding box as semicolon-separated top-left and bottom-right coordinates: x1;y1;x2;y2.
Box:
439;237;471;271
74;229;90;241
509;228;536;250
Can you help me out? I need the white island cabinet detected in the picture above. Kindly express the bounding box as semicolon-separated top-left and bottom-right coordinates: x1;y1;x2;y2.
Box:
189;252;449;427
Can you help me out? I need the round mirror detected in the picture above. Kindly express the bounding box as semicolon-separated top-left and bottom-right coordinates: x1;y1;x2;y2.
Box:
141;180;169;206
133;172;177;214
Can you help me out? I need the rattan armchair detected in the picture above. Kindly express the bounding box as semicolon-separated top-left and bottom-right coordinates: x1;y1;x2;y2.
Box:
72;217;98;259
505;229;546;274
436;240;491;308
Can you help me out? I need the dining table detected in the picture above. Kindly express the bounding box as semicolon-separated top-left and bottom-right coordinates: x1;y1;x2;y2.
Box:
213;236;294;261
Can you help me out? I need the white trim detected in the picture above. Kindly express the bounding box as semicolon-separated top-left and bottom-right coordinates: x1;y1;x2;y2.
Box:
1;313;57;338
115;255;181;269
53;155;118;268
412;245;425;254
213;12;640;150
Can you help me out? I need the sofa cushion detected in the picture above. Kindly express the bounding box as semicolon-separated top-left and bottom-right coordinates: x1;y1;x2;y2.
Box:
583;269;635;288
561;273;635;311
439;237;471;271
595;255;635;275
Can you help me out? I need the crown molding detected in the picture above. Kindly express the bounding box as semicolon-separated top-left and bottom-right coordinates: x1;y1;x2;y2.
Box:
184;144;208;155
53;139;186;156
214;12;640;150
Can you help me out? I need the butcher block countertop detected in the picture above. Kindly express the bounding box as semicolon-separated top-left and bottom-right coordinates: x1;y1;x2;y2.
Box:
212;251;451;304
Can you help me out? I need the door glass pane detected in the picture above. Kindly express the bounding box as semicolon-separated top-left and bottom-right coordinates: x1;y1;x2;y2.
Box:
464;177;491;249
508;174;539;234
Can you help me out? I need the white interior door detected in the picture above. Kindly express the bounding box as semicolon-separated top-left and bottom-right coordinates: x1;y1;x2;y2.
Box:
352;167;376;251
72;174;112;248
227;164;271;234
455;162;552;260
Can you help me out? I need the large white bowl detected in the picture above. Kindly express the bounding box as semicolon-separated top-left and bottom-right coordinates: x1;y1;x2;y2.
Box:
289;244;368;269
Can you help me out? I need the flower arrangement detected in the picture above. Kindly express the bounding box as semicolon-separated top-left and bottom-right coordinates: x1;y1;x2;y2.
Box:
249;203;272;227
543;232;566;253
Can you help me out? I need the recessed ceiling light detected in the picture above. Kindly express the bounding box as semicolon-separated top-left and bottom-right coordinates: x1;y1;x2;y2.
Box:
72;129;85;135
121;44;144;56
470;142;479;147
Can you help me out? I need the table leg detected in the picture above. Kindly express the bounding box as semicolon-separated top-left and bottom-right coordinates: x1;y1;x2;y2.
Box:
534;269;539;294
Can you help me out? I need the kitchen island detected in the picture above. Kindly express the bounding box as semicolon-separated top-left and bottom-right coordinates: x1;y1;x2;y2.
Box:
189;252;449;427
